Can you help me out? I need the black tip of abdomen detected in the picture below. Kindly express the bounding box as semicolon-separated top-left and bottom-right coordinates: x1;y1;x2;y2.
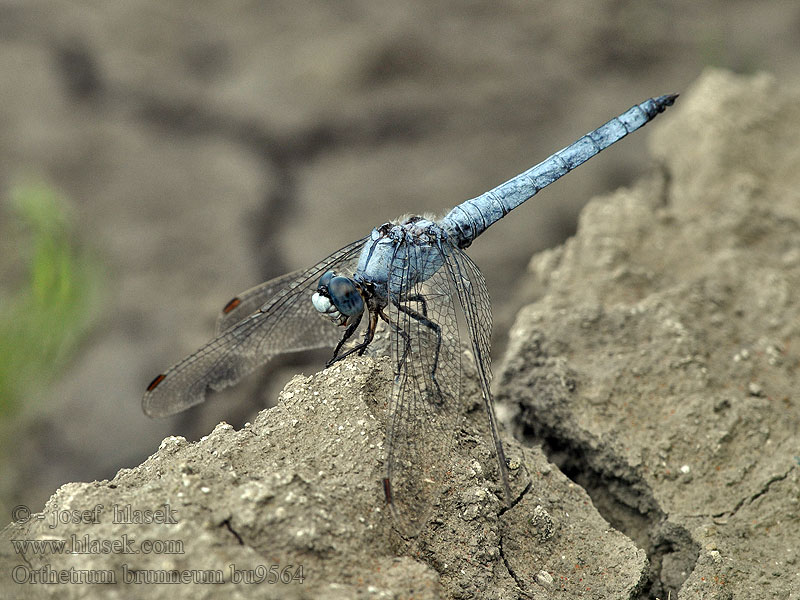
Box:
654;93;679;111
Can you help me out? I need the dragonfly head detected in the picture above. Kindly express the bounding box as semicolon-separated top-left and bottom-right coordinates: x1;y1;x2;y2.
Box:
312;270;365;326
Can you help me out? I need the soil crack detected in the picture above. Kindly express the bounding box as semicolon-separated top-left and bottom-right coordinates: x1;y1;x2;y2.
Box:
221;518;244;546
521;426;699;599
711;466;794;522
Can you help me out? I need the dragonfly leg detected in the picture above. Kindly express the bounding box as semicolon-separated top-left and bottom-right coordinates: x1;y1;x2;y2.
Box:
405;293;428;317
327;312;363;366
392;299;442;399
326;309;377;367
377;308;412;379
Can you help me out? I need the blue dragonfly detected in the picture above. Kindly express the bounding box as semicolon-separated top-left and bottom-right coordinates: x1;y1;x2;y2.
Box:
144;94;677;536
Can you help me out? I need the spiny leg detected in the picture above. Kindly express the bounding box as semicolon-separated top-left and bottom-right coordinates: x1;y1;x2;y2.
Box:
328;312;363;366
327;309;377;367
393;299;443;398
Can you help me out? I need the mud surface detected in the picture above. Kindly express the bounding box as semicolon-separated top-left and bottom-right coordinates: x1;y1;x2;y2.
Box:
1;356;649;599
3;70;799;598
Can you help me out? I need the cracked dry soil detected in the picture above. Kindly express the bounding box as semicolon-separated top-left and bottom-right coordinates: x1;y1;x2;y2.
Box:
2;70;800;599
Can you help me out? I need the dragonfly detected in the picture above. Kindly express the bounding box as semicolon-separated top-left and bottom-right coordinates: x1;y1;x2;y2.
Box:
143;94;677;536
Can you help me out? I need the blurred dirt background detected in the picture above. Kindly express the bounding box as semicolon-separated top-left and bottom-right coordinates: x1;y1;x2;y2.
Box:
1;0;799;564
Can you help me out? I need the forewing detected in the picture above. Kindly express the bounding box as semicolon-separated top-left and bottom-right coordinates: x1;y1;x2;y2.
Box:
383;241;463;536
441;242;511;503
217;268;318;334
142;237;368;417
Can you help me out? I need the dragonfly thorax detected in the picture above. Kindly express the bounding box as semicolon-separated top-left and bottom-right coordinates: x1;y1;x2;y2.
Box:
312;270;365;326
353;217;449;302
385;215;442;241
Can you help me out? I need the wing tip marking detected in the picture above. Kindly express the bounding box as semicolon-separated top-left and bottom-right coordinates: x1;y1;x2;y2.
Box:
146;373;167;392
222;297;242;314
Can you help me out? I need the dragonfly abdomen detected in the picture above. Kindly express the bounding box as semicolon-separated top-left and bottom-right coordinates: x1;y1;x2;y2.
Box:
440;94;678;248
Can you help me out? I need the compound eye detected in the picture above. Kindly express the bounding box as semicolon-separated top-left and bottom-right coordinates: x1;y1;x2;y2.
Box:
327;276;364;317
317;270;335;291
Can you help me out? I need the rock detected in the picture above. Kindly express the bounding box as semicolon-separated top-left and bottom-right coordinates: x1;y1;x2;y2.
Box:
1;352;646;598
499;69;800;599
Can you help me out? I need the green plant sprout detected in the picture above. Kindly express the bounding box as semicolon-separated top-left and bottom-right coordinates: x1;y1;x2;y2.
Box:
0;181;101;416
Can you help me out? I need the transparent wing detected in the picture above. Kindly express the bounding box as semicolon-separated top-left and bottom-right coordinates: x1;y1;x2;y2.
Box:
216;268;323;334
142;237;369;417
441;242;511;503
383;240;463;536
